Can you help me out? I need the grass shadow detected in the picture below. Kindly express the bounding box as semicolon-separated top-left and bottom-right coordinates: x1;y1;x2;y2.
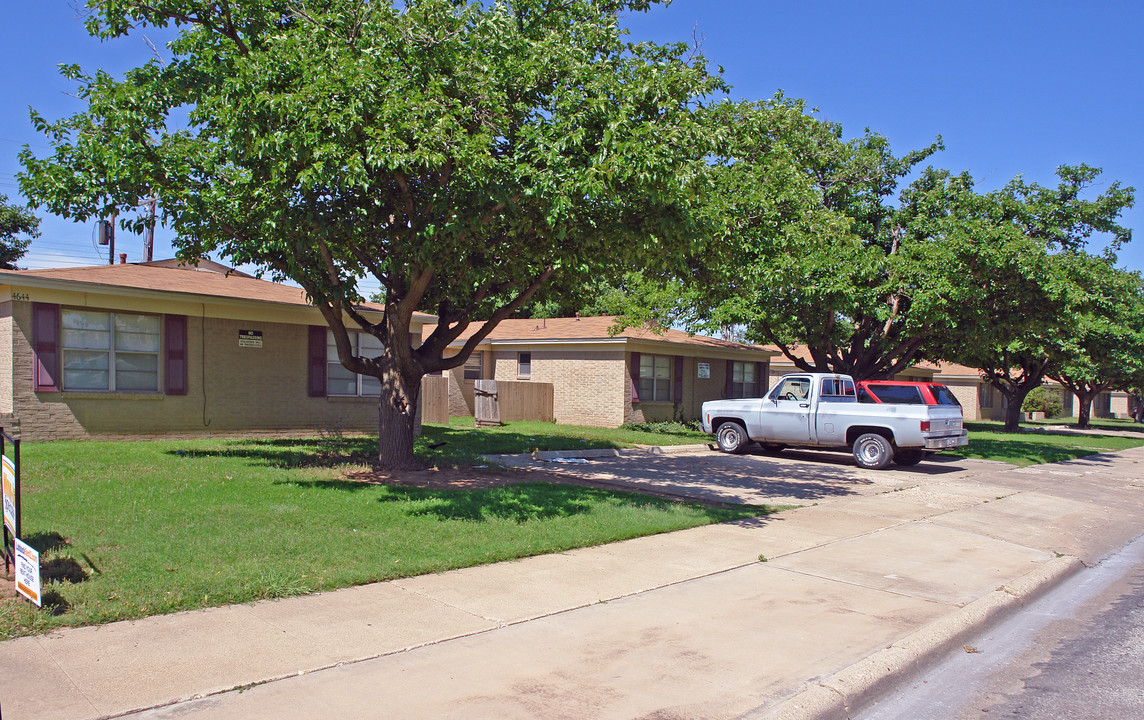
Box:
166;425;633;470
276;478;761;524
949;438;1103;465
21;531;70;554
166;437;379;469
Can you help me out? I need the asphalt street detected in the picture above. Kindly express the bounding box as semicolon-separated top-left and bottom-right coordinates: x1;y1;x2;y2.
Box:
856;530;1144;720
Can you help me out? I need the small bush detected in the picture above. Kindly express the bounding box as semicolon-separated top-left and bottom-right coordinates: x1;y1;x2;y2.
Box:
619;420;701;434
1022;386;1064;418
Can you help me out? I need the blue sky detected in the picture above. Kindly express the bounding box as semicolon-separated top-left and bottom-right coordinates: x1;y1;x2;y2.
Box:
3;1;1142;292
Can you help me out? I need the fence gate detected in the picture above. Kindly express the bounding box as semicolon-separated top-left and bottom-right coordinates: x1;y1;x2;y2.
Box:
474;380;501;426
420;375;450;425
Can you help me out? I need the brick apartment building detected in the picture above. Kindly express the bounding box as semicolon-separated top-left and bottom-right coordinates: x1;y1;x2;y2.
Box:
0;260;434;441
426;316;776;427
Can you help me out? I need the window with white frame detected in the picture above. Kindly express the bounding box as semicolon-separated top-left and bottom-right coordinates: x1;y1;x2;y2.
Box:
326;331;383;397
731;361;760;398
518;352;531;378
638;354;672;402
61;310;160;392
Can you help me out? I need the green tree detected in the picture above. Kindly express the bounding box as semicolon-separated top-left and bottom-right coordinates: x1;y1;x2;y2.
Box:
0;194;40;269
20;0;724;468
627;96;951;380
1046;262;1144;428
944;166;1134;431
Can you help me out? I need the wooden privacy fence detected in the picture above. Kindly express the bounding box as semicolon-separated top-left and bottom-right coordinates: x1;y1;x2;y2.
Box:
475;379;554;426
420;375;451;425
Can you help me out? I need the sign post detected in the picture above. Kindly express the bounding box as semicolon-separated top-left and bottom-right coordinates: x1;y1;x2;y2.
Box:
1;428;19;575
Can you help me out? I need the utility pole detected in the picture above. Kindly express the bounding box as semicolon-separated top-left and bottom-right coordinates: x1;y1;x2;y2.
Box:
99;216;116;265
144;197;157;262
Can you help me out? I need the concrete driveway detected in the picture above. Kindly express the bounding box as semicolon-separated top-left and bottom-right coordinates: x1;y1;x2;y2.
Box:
488;446;1009;507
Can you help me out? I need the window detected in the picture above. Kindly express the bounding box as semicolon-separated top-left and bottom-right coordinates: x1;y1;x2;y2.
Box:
770;376;811;402
979;384;994;409
327;331;383;397
638;354;672;402
61;310;160;392
518;352;531;378
463;352;484;380
820;376;856;400
1095;392;1112;418
730;361;759;399
929;385;961;407
867;384;923;404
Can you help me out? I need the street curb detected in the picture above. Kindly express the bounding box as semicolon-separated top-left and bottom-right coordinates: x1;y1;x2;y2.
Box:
748;554;1086;720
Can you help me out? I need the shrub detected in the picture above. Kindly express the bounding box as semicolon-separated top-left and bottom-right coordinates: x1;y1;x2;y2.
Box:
620;420;701;434
1022;386;1064;418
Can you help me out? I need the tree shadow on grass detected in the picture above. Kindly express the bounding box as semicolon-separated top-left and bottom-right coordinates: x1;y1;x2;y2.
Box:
275;478;759;524
165;425;627;469
949;438;1105;465
165;437;379;469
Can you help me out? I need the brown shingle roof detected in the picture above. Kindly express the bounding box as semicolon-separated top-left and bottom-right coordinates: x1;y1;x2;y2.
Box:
427;316;773;354
763;345;982;378
0;262;417;317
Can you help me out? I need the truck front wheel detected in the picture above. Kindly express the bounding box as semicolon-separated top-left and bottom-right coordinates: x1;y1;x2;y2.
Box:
715;422;750;454
853;433;894;469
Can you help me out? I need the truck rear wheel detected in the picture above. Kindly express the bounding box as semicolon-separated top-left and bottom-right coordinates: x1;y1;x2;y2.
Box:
853;432;894;469
715;422;750;454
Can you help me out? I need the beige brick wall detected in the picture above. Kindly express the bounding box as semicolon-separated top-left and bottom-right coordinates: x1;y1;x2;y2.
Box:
0;301;12;415
943;379;982;420
626;355;768;425
4;302;385;441
492;348;627;427
441;351;494;418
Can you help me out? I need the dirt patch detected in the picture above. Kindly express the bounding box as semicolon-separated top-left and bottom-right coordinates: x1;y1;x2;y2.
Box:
1;565;17;601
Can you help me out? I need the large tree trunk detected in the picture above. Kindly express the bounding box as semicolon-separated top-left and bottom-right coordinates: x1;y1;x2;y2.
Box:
376;365;423;471
1002;396;1024;432
1074;389;1095;430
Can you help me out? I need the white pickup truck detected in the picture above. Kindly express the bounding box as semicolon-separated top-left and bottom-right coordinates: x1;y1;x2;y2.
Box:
700;373;968;469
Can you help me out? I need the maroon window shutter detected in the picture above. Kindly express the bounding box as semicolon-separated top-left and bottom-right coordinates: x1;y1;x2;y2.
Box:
673;356;684;404
308;326;327;397
725;359;734;398
32;302;60;393
756;361;766;397
164;315;188;396
629;351;641;402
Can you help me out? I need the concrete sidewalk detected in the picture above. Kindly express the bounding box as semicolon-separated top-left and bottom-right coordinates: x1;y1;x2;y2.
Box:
2;448;1143;720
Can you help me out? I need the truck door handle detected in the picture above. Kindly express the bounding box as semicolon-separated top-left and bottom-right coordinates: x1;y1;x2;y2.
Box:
799;403;809;408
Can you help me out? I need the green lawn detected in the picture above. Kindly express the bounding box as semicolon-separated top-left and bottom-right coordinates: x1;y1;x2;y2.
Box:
7;415;1141;638
0;432;764;639
950;421;1144;466
1024;416;1144;434
417;416;709;466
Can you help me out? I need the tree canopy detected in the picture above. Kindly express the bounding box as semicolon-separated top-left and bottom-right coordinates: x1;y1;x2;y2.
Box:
936;166;1134;430
0;194;40;270
20;0;724;467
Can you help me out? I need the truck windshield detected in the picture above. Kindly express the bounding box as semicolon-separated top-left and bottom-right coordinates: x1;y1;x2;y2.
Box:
771;377;811;401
